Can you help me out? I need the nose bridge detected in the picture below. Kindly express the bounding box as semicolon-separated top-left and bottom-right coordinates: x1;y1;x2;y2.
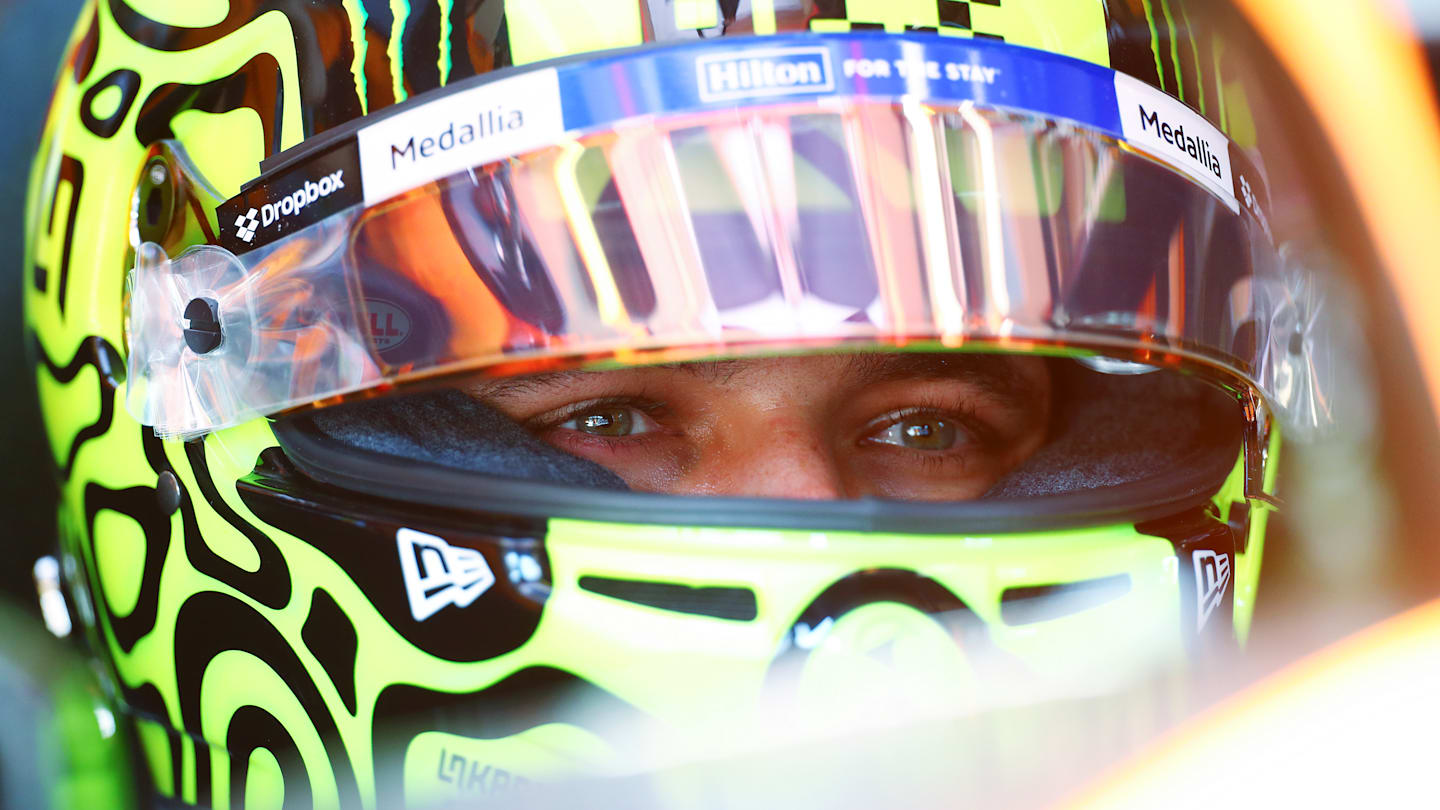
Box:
711;409;846;500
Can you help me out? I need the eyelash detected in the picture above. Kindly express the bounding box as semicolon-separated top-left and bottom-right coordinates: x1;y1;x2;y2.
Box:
530;396;669;435
863;403;993;448
860;407;990;478
537;396;995;455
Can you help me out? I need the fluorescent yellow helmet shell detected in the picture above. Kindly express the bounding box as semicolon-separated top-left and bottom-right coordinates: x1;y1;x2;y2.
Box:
24;2;1296;807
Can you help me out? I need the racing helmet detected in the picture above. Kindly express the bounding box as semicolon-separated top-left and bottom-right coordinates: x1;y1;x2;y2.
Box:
23;0;1365;806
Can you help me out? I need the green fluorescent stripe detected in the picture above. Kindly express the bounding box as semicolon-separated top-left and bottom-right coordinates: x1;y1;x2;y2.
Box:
1177;0;1205;114
674;0;719;29
504;0;645;65
438;0;453;83
1159;0;1186;104
751;0;777;34
183;737;196;804
344;0;369;114
1212;36;1228;132
388;0;411;102
1138;0;1168;95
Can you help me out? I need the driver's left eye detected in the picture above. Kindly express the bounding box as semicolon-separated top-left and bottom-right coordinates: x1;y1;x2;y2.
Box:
869;415;966;451
558;407;652;437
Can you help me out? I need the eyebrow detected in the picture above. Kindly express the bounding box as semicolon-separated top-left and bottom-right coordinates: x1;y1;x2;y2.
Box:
839;353;1041;409
469;353;1039;407
468;360;750;399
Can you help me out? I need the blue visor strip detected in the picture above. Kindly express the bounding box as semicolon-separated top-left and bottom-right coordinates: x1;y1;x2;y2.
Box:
221;32;1267;254
557;33;1124;143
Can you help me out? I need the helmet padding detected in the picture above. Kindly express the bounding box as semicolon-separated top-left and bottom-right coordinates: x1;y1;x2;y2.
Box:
281;360;1241;502
984;362;1242;499
298;388;629;490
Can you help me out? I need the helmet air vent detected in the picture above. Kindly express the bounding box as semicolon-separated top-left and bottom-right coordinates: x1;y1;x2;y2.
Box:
579;576;758;621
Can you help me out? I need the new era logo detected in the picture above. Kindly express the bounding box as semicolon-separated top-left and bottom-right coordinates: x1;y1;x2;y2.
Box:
397;528;495;622
234;208;259;243
1193;549;1232;632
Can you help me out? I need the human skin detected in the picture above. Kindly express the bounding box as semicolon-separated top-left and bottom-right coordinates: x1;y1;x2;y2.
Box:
471;353;1052;500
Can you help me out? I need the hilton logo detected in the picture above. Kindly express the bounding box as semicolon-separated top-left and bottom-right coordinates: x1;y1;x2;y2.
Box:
697;47;834;102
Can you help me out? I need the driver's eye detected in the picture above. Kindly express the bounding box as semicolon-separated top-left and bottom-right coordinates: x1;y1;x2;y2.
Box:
558;407;651;437
870;415;965;451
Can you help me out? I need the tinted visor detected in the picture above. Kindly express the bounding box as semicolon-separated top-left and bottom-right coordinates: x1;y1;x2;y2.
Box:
125;34;1295;439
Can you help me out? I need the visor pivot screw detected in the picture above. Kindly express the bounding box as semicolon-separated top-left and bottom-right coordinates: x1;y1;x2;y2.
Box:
155;471;181;516
138;156;176;244
183;297;223;354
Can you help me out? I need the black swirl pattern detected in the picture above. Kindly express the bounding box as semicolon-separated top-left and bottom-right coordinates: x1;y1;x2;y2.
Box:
32;155;84;313
72;6;100;84
181;440;292;611
80;68;141;138
34;336;123;479
227;705;314;809
124;682;184;798
83;482;170;653
109;0;363;136
135;52;286;157
301;588;359;716
174;591;360;808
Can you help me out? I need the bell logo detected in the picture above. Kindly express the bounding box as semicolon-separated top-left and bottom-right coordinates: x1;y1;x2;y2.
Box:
1193;549;1232;632
397;528;495;622
366;299;411;351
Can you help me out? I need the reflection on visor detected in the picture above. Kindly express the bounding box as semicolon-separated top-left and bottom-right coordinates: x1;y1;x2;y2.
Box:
125;35;1319;440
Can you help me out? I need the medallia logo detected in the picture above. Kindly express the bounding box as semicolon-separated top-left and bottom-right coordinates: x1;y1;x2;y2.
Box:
697;47;834;102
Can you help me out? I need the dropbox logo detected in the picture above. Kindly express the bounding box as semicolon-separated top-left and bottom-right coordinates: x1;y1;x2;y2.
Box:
697;47;834;102
234;209;259;243
260;170;346;228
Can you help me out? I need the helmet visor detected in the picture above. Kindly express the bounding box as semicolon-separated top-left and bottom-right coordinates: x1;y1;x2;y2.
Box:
125;34;1293;439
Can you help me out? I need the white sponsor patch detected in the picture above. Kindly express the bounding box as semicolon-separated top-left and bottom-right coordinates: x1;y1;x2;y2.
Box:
397;528;496;622
357;68;563;206
1115;73;1237;212
1192;549;1232;632
696;47;834;103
